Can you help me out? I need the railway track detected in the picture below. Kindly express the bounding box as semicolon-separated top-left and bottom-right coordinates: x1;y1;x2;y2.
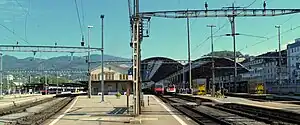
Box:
158;95;270;125
221;103;300;125
157;95;229;125
0;94;76;125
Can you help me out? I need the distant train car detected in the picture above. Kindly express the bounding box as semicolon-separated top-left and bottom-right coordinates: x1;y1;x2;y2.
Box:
248;80;265;94
192;79;206;95
151;83;164;94
41;86;84;95
165;84;176;94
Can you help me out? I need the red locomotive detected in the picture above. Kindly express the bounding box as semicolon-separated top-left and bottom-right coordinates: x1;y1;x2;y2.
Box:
151;83;164;94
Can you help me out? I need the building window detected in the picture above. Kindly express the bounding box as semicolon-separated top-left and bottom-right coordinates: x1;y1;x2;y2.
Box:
119;74;122;80
111;73;114;80
105;73;109;80
92;74;95;81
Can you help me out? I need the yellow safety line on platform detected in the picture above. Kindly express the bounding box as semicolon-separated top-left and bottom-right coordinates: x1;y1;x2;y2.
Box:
152;95;188;125
49;96;79;125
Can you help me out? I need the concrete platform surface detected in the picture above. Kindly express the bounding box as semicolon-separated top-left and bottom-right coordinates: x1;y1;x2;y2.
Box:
180;94;300;114
0;95;54;109
44;95;196;125
0;94;40;99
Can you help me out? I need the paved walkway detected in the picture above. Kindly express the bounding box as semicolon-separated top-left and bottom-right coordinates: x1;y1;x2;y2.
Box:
44;95;196;125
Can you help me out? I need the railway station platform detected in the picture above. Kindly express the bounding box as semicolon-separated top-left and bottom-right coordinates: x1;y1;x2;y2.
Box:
226;93;300;101
44;95;196;125
178;93;300;114
0;94;55;109
0;94;40;99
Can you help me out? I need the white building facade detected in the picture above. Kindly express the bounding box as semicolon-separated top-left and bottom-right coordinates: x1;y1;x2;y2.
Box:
240;51;288;93
287;38;300;84
89;64;131;95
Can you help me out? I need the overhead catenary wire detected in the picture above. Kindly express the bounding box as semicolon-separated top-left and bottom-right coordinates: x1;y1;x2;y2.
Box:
192;0;257;54
80;0;85;33
0;23;29;44
239;1;297;52
74;0;84;37
14;0;29;15
239;24;300;52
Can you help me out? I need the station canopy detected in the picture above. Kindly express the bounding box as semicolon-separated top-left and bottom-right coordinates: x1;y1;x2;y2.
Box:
186;56;249;79
141;57;183;82
142;56;250;83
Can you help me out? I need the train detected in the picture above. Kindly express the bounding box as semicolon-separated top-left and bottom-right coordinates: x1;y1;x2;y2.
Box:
165;84;176;94
41;86;85;95
151;83;164;94
150;83;177;95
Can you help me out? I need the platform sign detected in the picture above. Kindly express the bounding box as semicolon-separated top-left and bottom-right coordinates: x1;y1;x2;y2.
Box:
128;69;133;80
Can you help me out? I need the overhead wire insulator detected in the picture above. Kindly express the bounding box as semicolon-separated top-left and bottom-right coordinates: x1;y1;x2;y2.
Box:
81;35;85;46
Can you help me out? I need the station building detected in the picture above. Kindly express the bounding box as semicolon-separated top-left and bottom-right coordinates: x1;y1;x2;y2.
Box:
88;64;132;95
241;50;288;93
286;38;300;93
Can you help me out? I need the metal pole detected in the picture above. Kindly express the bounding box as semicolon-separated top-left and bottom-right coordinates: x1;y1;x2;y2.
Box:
136;0;141;115
0;53;2;97
7;75;9;95
276;25;282;94
56;72;58;94
87;25;93;98
132;0;141;116
100;15;105;102
229;16;237;93
186;15;192;94
207;25;216;97
45;72;47;95
182;66;185;93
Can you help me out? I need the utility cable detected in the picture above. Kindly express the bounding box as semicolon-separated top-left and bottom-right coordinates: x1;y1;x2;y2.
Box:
14;0;29;15
239;24;300;52
0;23;28;44
192;0;256;54
80;0;85;34
238;0;295;51
74;0;84;36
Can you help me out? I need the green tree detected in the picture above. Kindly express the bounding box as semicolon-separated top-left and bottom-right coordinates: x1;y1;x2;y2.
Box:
205;50;243;59
27;76;69;84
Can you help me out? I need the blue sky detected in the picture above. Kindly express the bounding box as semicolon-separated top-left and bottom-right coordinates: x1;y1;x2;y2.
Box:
0;0;300;60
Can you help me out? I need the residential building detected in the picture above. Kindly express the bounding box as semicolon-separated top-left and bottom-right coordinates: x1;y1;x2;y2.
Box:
287;38;300;83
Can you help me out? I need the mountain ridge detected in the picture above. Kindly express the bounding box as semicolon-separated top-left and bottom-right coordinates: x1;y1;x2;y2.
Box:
2;54;131;71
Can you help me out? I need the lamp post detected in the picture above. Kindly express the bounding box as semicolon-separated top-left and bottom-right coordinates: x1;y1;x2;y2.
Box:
87;25;93;98
100;15;105;102
186;16;192;94
0;53;2;97
275;25;282;94
207;24;216;97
